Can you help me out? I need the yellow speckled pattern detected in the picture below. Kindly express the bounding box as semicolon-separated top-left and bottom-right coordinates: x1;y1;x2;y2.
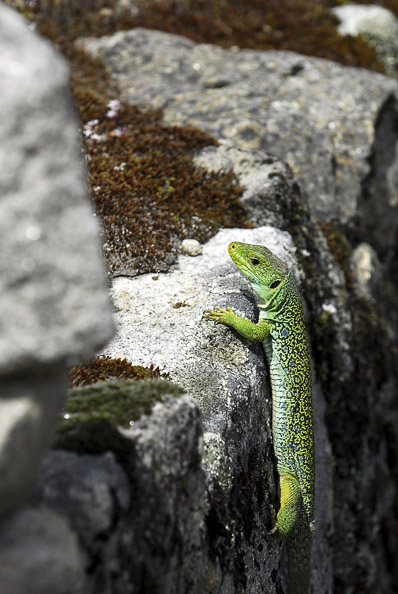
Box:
204;241;315;594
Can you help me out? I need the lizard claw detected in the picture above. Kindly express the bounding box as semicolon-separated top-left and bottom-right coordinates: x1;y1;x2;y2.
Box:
203;306;235;324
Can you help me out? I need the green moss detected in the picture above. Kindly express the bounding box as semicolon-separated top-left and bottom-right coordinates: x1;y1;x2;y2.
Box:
54;417;136;471
55;378;184;472
61;378;183;430
69;355;169;388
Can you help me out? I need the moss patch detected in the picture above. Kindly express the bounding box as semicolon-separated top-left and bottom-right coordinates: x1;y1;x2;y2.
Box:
69;355;169;388
7;1;390;277
68;46;246;275
318;222;352;268
7;2;248;277
54;417;136;471
13;0;389;72
55;377;184;471
129;0;386;72
61;378;183;429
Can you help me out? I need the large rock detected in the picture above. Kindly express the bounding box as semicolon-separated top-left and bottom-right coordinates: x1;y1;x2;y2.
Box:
74;31;398;591
34;450;130;555
1;20;389;593
0;3;114;521
79;27;398;257
35;393;209;594
0;5;114;373
102;225;333;594
73;28;398;592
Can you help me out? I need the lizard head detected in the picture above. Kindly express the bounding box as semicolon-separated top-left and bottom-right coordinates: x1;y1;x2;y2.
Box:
228;241;289;308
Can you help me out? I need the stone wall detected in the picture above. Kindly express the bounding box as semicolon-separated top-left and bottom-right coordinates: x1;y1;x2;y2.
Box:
1;5;397;594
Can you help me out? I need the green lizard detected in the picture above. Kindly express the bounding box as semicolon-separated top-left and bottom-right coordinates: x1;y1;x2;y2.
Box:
204;241;315;594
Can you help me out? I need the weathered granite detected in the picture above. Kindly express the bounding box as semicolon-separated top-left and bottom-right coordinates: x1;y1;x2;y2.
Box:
0;15;394;594
75;33;398;591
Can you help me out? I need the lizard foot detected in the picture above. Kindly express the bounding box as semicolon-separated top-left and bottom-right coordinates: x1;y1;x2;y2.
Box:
203;306;235;324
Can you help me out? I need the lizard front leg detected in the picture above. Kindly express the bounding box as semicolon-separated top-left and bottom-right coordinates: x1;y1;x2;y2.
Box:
204;306;270;341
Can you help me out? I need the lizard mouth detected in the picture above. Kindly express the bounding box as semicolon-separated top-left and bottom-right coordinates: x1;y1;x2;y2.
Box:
228;243;256;278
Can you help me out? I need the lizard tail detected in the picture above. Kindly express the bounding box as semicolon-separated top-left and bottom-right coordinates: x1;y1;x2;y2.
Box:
286;503;312;594
275;473;313;594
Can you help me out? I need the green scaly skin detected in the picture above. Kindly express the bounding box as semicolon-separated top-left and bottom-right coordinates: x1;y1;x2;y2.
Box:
204;241;315;594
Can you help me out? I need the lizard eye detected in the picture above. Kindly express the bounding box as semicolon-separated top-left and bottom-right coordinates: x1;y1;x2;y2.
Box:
270;280;281;289
251;258;260;266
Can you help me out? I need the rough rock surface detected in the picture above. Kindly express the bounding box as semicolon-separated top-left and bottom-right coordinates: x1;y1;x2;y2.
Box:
75;30;398;592
78;27;398;257
33;450;131;554
105;227;297;424
102;225;333;594
0;5;114;373
0;5;114;592
76;28;398;593
35;394;208;594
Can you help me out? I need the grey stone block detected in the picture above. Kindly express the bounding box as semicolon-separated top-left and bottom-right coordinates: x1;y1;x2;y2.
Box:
0;4;114;374
0;1;114;523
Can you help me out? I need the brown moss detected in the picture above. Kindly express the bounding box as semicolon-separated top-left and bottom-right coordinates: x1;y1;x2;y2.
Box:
79;96;245;275
69;355;169;388
7;1;391;273
15;12;248;276
9;0;388;73
129;0;386;72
